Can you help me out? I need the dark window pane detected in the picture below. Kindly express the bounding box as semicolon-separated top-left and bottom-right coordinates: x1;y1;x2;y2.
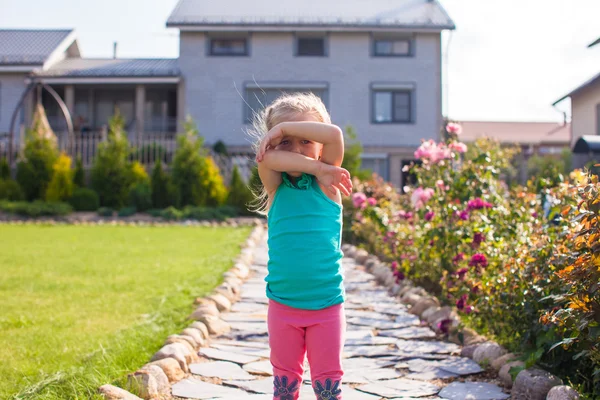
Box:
211;39;247;55
297;38;325;56
393;92;411;122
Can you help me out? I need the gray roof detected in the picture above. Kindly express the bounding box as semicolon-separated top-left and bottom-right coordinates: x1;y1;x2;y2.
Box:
589;37;600;48
0;29;74;65
167;0;455;30
553;71;600;105
34;58;180;77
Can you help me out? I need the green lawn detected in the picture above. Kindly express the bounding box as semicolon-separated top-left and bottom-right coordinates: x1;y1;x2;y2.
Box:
0;224;252;399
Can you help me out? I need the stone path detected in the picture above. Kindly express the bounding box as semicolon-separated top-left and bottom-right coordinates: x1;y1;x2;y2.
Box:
171;236;510;399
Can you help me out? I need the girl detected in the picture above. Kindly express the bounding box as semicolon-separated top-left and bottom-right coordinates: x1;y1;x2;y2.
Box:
252;92;352;400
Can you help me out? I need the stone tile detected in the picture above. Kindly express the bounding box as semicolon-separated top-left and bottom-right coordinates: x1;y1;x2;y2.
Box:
393;313;422;327
224;378;274;394
171;377;245;399
356;378;440;398
404;368;458;381
211;339;269;349
189;361;257;380
221;313;266;323
210;344;271;358
371;304;410;315
345;309;394;320
396;339;460;354
343;357;397;370
347;317;407;330
345;329;374;340
231;302;268;313
378;326;437;339
344;345;396;358
345;336;397;346
436;357;485;376
228;321;268;333
439;382;510;400
199;348;261;365
243;360;273;376
342;385;383;399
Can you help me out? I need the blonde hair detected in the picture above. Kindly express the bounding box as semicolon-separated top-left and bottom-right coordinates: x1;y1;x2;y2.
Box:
248;92;332;215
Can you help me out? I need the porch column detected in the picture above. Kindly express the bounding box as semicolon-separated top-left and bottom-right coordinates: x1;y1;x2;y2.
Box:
177;79;185;133
135;85;146;140
64;85;74;114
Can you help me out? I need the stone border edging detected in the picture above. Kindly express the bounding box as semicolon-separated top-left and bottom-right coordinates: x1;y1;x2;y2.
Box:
97;222;266;400
341;244;580;400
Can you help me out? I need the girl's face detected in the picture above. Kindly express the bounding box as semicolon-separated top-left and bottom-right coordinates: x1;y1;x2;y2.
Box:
273;112;324;176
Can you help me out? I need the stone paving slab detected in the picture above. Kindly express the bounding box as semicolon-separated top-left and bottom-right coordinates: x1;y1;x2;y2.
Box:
176;238;509;400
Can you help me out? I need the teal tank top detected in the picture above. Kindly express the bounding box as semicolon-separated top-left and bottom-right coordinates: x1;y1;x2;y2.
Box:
266;172;345;310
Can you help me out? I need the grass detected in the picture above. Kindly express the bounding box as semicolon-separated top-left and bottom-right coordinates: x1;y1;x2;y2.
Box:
0;224;252;399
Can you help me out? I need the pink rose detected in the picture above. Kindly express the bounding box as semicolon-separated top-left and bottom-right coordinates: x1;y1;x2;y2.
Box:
410;187;434;210
367;197;377;206
446;122;462;135
449;142;468;153
352;192;367;208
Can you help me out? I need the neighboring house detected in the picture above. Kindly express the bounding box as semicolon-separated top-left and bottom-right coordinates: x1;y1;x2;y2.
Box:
460;121;570;155
1;0;455;188
552;36;600;169
0;29;79;135
460;121;571;183
167;0;455;187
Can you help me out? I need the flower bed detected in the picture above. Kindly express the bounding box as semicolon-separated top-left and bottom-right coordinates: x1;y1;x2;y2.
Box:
345;126;600;397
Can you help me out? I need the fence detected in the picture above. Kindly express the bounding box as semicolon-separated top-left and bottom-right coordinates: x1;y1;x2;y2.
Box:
0;129;255;185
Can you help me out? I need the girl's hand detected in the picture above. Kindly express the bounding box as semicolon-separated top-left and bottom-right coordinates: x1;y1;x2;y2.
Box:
316;164;353;196
255;125;284;162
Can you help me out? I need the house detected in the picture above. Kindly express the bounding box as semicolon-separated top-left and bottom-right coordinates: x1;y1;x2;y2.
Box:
166;0;455;187
552;36;600;168
1;0;455;188
459;120;571;183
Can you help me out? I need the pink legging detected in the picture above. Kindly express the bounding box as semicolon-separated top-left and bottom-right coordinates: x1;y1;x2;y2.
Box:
268;299;345;400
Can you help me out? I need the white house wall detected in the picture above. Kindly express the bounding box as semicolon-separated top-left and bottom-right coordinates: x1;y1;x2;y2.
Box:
0;73;27;134
571;82;600;145
179;31;442;149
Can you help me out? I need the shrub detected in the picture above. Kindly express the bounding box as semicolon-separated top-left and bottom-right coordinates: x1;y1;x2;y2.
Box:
97;207;114;217
160;206;183;220
129;143;171;164
90;112;133;208
46;153;74;202
0;157;10;180
341;125;370;181
118;206;137;217
150;159;170;209
68;187;100;211
145;208;163;218
128;182;152;212
129;161;149;186
0;179;25;201
16;126;59;201
0;200;72;217
226;165;253;215
73;157;85;187
170;119;227;207
212;140;228;155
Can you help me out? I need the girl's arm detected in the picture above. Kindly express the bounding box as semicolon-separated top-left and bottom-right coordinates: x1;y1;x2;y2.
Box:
258;150;352;196
256;121;345;167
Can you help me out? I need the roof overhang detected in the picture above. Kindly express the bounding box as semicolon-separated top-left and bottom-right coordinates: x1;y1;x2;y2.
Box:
0;65;41;72
29;76;181;84
168;23;453;33
43;30;80;70
552;71;600;106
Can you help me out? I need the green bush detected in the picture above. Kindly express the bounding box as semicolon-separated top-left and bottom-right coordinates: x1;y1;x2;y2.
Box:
129;161;149;186
46;153;74;202
170;119;227;207
160;206;183;220
212;140;228;155
226;165;253;215
68;188;100;211
145;208;163;218
73;157;85;187
0;200;72;217
0;157;10;180
129;143;171;164
0;179;25;201
118;206;137;217
16;127;59;201
97;207;114;217
90;112;134;209
341;125;370;181
128;182;152;212
150;159;171;209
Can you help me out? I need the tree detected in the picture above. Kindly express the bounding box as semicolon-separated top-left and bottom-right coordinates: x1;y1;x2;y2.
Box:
341;125;370;180
226;165;253;215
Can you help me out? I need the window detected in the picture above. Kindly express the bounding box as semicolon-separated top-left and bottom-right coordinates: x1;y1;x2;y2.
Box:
361;156;389;181
245;87;327;122
372;90;412;123
296;37;325;56
373;38;412;57
210;38;248;56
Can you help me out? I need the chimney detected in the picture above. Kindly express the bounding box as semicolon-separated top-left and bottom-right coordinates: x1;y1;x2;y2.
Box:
113;42;118;59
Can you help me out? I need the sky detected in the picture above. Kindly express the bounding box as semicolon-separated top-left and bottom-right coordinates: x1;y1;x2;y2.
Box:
0;0;598;123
